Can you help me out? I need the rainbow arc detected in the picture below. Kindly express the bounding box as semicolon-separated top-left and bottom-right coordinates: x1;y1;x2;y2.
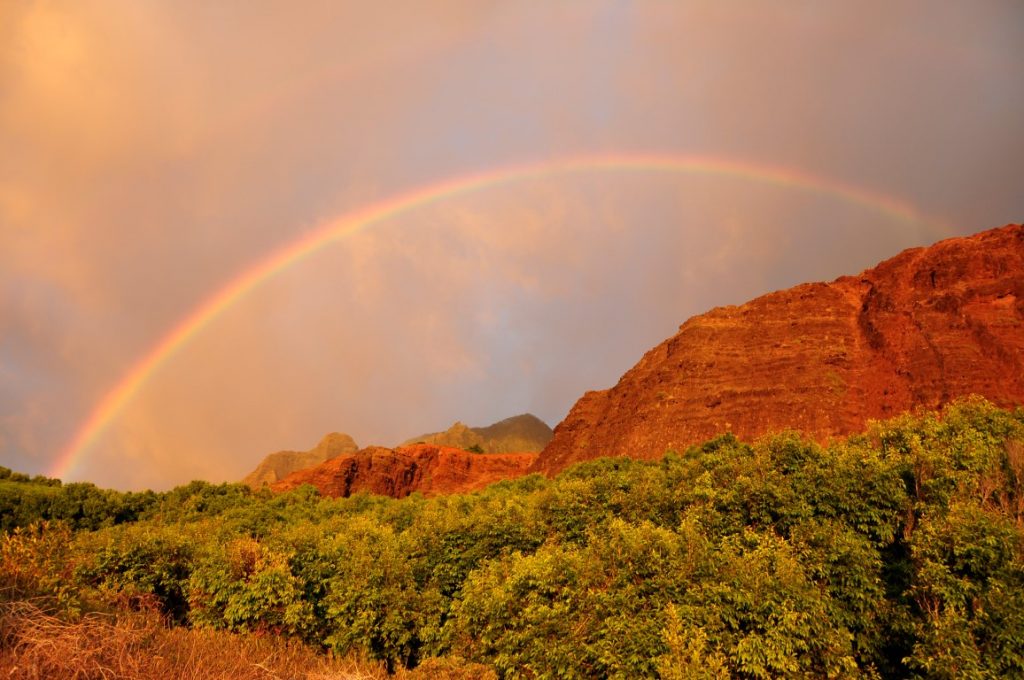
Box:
50;153;951;480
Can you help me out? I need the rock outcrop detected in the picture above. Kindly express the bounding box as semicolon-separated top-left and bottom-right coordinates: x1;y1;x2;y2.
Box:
400;413;553;453
271;444;538;498
534;224;1024;475
242;432;359;489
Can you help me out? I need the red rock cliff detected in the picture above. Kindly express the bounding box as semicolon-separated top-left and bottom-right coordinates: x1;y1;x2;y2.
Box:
534;224;1024;475
271;444;538;498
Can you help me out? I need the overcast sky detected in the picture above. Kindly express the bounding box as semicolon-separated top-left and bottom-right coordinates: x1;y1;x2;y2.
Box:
2;1;1022;489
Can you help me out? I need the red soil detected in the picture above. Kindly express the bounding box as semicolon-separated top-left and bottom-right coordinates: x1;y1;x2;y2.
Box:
271;444;538;498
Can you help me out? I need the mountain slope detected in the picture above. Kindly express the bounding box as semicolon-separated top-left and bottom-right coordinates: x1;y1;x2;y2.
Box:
271;444;538;498
242;432;359;489
400;413;553;453
534;224;1024;475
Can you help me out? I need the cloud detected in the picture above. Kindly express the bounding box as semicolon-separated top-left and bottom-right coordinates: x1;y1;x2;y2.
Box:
1;1;1020;488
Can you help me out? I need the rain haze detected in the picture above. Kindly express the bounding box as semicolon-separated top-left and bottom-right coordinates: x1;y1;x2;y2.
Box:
1;1;1022;489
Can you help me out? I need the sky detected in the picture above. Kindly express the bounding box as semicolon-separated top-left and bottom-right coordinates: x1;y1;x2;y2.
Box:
1;1;1022;490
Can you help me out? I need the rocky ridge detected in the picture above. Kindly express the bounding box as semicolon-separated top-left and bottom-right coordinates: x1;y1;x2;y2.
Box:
242;432;359;489
400;413;553;453
271;444;538;498
534;224;1024;475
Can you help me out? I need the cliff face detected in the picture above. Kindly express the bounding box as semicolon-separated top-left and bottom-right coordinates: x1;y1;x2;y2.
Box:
271;444;538;498
400;414;553;453
534;224;1024;475
242;432;358;489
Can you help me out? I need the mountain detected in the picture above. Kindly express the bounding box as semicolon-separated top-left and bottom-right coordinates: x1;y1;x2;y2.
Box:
252;414;548;497
270;444;538;498
242;432;359;489
400;413;553;453
534;224;1024;475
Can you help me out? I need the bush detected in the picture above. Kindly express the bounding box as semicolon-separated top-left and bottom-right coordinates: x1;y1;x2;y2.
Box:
2;398;1022;676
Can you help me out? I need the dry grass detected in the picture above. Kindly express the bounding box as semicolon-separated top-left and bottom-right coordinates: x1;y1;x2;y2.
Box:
0;600;386;680
0;600;498;679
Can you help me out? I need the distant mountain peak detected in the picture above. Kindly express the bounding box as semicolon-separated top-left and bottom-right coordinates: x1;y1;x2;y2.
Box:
314;432;359;456
400;413;553;453
242;432;358;489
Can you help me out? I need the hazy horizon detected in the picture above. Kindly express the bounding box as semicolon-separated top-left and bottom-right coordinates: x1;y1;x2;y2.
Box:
2;1;1022;490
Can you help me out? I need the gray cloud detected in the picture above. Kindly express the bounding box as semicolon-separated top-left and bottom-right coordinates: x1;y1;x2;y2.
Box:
1;1;1020;488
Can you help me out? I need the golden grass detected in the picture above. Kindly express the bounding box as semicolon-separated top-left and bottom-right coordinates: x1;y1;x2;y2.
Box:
0;600;498;679
0;600;386;680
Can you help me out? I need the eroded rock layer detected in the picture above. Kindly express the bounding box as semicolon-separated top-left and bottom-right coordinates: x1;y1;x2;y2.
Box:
534;224;1024;475
271;444;538;498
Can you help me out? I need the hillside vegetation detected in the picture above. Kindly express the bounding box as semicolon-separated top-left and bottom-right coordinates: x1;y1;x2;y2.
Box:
2;398;1023;678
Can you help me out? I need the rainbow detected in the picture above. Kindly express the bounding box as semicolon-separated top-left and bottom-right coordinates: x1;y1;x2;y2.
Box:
49;152;951;480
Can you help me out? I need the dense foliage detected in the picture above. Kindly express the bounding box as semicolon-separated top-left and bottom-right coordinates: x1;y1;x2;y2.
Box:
3;398;1023;678
0;466;164;532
